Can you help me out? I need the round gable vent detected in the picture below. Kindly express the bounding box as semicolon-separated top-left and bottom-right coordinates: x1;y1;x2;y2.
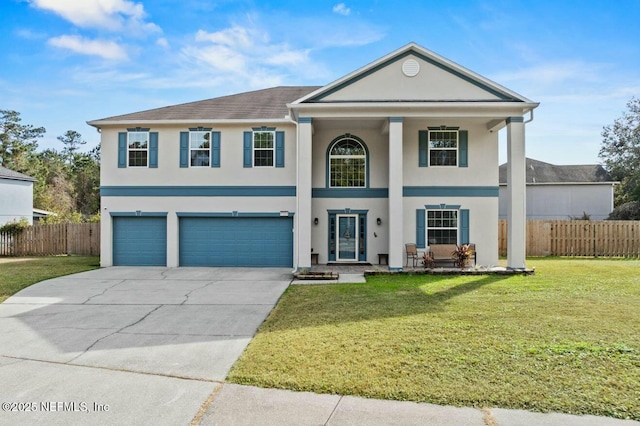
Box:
402;59;420;77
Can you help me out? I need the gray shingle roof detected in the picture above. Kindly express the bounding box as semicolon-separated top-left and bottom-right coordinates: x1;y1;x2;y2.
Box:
499;158;614;184
0;165;36;182
89;86;321;123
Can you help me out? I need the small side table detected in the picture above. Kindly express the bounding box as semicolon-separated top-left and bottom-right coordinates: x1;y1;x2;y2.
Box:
378;253;388;265
311;253;319;265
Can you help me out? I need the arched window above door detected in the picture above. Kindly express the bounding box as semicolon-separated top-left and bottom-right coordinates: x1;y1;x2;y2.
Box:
328;135;368;188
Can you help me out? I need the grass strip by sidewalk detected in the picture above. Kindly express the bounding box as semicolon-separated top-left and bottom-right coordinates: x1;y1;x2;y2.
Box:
0;256;100;303
228;258;640;420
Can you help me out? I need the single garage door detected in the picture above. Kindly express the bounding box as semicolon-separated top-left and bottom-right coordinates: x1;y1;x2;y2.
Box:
179;217;293;267
113;216;167;266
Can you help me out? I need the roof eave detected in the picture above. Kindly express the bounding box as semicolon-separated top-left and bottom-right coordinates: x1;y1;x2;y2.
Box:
499;182;619;186
87;118;295;127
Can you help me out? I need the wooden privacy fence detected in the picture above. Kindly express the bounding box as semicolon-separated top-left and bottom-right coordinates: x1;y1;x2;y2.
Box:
0;223;100;256
499;220;640;257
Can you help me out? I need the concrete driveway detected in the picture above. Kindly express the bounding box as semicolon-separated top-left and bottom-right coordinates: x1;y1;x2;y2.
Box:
0;267;291;425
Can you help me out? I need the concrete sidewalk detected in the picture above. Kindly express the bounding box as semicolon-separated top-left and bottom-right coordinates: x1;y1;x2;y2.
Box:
200;383;639;426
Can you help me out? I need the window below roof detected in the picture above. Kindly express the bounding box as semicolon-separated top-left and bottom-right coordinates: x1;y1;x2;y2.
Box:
128;131;148;167
428;130;457;167
190;131;211;167
253;131;275;167
329;136;367;188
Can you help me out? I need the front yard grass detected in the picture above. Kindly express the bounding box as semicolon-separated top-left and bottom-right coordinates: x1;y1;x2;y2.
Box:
228;258;640;420
0;256;100;303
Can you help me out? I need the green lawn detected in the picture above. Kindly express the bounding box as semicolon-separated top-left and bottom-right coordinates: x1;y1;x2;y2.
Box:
228;258;640;420
0;256;100;303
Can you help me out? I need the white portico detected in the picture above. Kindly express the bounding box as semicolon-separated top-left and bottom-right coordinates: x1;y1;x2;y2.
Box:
289;43;537;271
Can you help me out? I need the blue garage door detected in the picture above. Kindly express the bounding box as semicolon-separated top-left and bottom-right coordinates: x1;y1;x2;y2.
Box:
179;217;293;267
113;217;167;266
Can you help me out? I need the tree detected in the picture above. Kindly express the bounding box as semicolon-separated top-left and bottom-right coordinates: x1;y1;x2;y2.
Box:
608;201;640;220
599;97;640;205
58;130;87;164
0;109;45;173
72;150;100;216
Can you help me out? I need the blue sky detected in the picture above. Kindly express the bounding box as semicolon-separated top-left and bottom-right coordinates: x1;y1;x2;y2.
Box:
2;0;639;165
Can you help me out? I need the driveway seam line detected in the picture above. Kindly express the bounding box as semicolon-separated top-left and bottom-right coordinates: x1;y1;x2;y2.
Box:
324;395;343;425
481;407;499;426
189;382;225;425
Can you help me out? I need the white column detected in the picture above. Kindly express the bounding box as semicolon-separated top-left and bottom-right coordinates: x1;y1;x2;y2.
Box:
101;210;112;267
166;212;178;267
506;116;526;269
296;118;313;270
388;117;404;270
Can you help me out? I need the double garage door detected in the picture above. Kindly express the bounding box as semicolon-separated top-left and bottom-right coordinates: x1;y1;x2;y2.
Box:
112;216;293;267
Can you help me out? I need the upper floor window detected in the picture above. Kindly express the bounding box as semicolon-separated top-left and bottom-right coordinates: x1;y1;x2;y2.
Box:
429;130;458;166
190;131;210;167
253;131;275;167
329;137;366;187
128;131;148;167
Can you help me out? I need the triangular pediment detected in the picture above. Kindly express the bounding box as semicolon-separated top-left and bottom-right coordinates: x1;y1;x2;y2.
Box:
294;43;531;104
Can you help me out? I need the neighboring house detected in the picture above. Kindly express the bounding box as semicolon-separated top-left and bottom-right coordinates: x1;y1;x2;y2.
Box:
33;208;57;224
88;43;538;270
0;165;35;226
499;158;617;220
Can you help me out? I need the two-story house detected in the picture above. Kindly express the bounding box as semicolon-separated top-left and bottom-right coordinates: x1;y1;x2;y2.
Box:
89;43;538;270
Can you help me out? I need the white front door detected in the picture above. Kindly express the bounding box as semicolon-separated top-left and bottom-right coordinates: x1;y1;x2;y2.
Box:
337;214;358;261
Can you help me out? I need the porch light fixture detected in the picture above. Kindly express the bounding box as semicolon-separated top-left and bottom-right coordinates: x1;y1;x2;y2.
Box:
314;218;319;225
377;218;382;225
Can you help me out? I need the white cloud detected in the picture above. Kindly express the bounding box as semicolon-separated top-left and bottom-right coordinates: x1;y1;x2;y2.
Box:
195;26;252;48
182;25;311;87
332;3;351;16
156;37;169;48
48;35;128;61
29;0;159;34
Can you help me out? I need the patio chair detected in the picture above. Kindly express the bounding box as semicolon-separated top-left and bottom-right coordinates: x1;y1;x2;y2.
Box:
405;243;420;267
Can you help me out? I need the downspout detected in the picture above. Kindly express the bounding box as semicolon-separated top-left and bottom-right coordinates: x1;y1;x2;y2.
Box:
524;109;534;124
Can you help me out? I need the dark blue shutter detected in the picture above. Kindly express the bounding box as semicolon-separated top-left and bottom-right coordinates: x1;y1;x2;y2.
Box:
243;131;252;168
460;209;470;244
149;132;158;168
118;132;127;168
211;131;221;167
419;130;428;167
358;215;366;261
328;214;336;261
179;132;189;168
459;130;468;167
416;209;426;248
275;131;285;168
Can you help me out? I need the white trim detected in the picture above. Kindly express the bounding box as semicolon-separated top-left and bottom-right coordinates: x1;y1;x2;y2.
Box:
189;130;211;168
428;129;458;167
329;137;367;188
426;209;459;245
498;182;619;186
336;214;359;261
127;131;149;168
253;130;275;168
